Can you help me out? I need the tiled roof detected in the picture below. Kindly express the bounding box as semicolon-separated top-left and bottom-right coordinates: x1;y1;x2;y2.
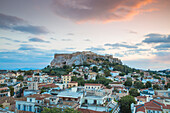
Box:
136;100;170;112
0;87;8;91
136;96;147;99
27;94;52;100
85;83;102;86
38;83;58;88
0;97;16;105
15;97;27;101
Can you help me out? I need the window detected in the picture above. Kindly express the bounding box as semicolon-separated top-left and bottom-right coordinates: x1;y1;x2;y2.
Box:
30;99;32;102
18;104;20;110
23;105;26;111
29;106;32;112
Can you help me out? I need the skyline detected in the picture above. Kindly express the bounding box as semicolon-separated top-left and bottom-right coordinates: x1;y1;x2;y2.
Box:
0;0;170;70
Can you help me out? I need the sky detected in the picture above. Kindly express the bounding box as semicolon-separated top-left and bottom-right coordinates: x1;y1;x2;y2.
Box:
0;0;170;70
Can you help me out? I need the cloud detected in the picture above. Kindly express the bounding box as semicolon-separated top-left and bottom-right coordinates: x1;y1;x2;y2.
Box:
0;13;48;34
104;43;138;48
67;33;74;35
18;44;37;50
65;47;76;50
52;0;154;22
154;43;170;50
29;37;50;43
152;52;170;64
0;37;21;42
13;25;48;35
86;47;105;51
61;39;72;41
129;30;138;34
84;39;91;41
143;33;170;43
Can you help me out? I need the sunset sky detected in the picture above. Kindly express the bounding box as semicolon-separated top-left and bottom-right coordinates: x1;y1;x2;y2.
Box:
0;0;170;70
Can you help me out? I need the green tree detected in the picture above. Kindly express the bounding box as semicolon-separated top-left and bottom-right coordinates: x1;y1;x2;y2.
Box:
119;95;136;113
153;84;160;90
145;81;152;88
134;81;145;89
92;66;98;72
129;88;139;97
165;83;170;89
162;80;165;84
8;86;14;96
124;77;132;87
104;69;111;77
17;75;24;81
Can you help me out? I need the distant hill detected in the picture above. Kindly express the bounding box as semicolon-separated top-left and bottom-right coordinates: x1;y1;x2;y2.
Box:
50;51;122;67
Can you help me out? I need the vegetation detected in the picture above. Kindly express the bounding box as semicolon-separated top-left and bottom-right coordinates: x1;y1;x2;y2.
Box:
71;76;112;86
153;84;161;90
145;81;152;88
119;95;136;113
129;88;139;97
42;65;73;77
17;75;24;81
92;66;98;72
8;86;14;96
41;107;81;113
134;81;145;89
124;77;132;87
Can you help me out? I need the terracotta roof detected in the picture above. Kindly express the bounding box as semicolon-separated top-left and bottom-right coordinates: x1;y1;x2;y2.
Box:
0;87;9;91
38;83;59;88
15;97;27;101
78;108;109;113
0;97;16;105
136;100;170;112
137;96;147;99
85;83;102;86
27;94;52;100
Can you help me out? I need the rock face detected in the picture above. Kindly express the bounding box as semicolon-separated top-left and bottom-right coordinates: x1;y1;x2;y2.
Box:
50;51;122;67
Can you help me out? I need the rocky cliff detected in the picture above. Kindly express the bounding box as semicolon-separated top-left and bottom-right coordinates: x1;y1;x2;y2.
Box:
50;51;122;67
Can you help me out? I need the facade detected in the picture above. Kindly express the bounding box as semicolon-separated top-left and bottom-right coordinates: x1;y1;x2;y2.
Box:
84;83;103;90
67;81;78;88
155;89;170;97
61;75;72;84
24;82;40;96
15;94;52;113
0;87;10;98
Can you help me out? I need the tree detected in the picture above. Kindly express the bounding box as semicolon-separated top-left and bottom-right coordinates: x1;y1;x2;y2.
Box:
124;78;132;87
134;81;145;89
165;83;170;89
119;95;136;113
92;66;98;72
8;86;14;96
129;88;139;97
104;69;111;77
17;75;24;81
162;80;165;85
153;84;160;90
145;81;152;88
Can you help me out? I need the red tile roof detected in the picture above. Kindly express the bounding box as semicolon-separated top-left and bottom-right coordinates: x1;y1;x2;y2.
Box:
85;83;102;86
27;94;52;100
38;83;58;88
136;100;170;112
136;96;147;99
